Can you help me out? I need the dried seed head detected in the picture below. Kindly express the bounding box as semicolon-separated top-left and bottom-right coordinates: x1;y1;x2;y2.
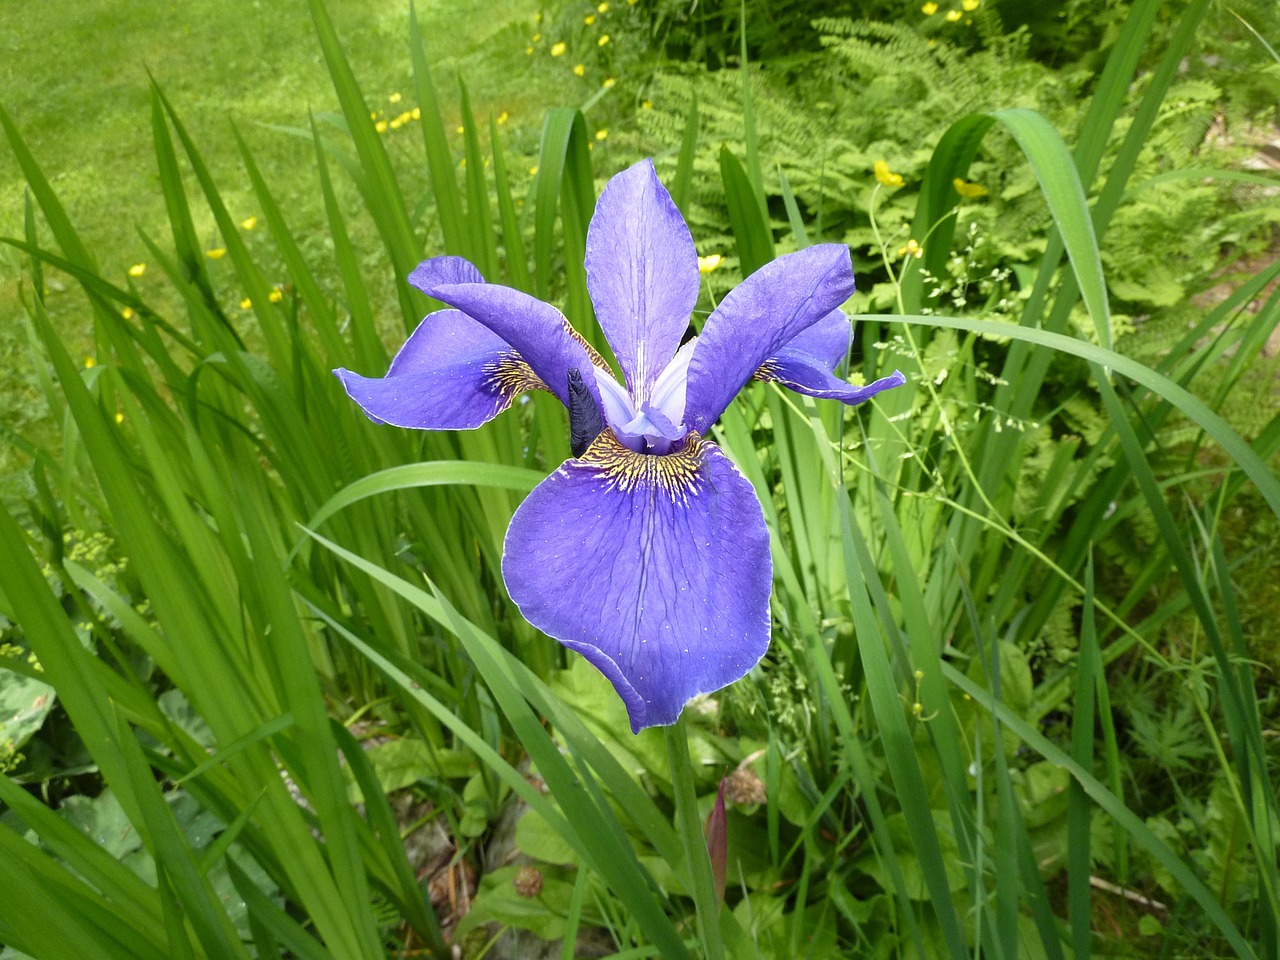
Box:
514;866;543;899
723;767;767;807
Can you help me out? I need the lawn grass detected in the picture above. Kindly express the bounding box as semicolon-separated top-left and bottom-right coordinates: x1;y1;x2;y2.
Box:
0;0;594;494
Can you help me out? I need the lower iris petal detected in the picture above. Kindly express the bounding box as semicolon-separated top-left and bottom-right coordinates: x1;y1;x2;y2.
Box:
502;430;773;732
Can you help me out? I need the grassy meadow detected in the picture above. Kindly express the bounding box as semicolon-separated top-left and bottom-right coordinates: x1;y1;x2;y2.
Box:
2;0;1280;958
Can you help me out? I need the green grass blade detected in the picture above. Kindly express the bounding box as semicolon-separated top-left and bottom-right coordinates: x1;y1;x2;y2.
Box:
719;145;774;276
671;93;699;217
409;0;468;258
990;108;1111;350
490;116;532;292
1069;555;1099;960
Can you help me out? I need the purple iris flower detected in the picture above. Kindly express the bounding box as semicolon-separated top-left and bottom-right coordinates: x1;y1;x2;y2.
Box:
335;158;905;732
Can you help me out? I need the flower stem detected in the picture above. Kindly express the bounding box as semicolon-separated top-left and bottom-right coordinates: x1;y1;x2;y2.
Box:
664;717;725;960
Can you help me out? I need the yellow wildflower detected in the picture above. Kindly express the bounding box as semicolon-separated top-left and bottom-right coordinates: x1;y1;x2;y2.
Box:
206;247;226;259
241;216;258;230
641;99;653;109
962;0;979;9
598;34;610;46
121;307;135;320
268;288;284;303
598;1;609;10
84;357;96;369
529;165;539;176
370;111;378;120
602;77;616;89
953;177;988;199
897;239;924;259
526;46;534;54
240;297;252;310
497;111;509;124
375;120;388;133
573;63;586;76
390;116;405;129
114;412;124;425
456;125;464;134
945;9;962;21
922;1;938;13
585;14;596;24
697;254;723;274
411;107;422;120
532;32;542;42
550;41;566;56
389;91;402;103
128;263;146;278
874;160;904;188
595;128;608;141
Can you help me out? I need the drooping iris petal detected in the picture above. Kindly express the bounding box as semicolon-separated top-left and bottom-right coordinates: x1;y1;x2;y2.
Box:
683;244;856;433
761;355;907;404
415;276;607;411
585;158;699;404
755;308;908;404
334;309;540;429
503;430;773;733
777;309;854;373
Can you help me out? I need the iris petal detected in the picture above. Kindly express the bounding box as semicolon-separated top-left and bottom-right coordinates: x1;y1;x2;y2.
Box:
412;263;607;411
334;309;540;430
585;159;699;403
683;244;856;433
502;431;772;732
756;308;907;405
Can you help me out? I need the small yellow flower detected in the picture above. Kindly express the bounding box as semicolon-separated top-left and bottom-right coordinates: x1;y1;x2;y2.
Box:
389;91;402;103
550;41;566;56
240;297;252;309
953;177;988;199
874;160;904;188
584;14;596;24
962;0;979;9
602;77;616;89
573;63;586;76
268;288;284;303
641;99;653;109
206;247;226;259
390;116;405;129
628;0;637;5
532;32;542;42
598;1;609;10
456;125;464;134
922;1;938;13
529;165;539;176
411;107;422;120
114;412;124;425
241;216;258;230
370;111;378;120
128;263;146;278
945;9;962;21
595;128;608;141
526;46;534;54
897;239;924;259
697;254;723;274
121;307;135;320
375;120;388;133
84;357;96;369
598;34;610;46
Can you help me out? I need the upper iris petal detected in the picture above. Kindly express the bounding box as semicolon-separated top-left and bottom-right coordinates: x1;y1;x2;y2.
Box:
585;159;699;405
683;244;857;434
